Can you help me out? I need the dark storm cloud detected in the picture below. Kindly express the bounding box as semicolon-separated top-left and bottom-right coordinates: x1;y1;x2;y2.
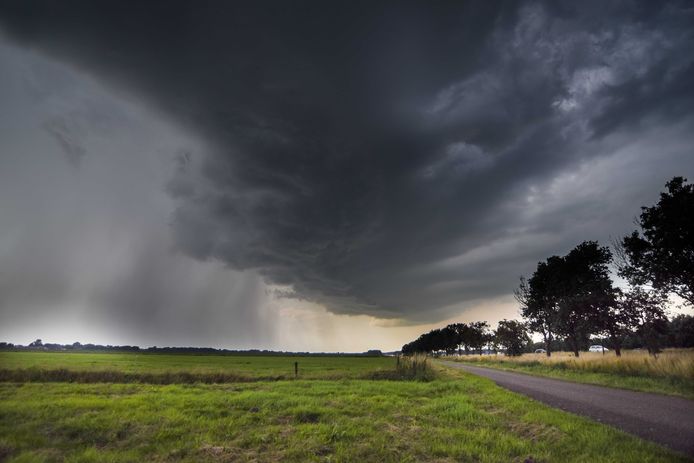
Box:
1;1;692;321
42;115;87;167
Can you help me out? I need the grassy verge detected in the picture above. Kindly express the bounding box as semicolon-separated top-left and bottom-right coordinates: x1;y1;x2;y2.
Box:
0;365;688;462
444;349;694;400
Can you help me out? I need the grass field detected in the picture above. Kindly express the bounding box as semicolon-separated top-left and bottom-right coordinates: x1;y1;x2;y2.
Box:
0;352;689;462
0;352;396;382
445;349;694;400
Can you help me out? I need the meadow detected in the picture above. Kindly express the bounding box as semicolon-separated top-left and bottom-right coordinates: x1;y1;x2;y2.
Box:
0;352;396;382
446;349;694;400
0;351;689;462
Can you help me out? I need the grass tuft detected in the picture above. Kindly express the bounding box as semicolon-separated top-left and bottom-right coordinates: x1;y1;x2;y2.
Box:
361;354;437;381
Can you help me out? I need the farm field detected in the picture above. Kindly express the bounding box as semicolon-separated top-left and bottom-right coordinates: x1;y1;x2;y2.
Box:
0;352;689;462
445;349;694;400
0;352;394;381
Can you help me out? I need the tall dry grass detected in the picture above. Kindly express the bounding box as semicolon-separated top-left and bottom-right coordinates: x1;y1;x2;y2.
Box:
367;353;436;381
360;353;436;380
453;348;694;382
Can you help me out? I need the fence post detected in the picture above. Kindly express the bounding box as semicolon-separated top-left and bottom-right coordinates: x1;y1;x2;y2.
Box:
294;361;298;378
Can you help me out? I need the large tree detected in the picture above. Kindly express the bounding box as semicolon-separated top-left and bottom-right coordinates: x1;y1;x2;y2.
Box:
518;242;615;357
619;177;694;306
516;256;564;357
555;241;615;357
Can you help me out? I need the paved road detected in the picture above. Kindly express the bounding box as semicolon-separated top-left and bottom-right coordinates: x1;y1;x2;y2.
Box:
439;361;694;457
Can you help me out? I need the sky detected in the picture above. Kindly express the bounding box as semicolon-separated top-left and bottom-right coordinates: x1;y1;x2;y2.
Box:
0;1;693;352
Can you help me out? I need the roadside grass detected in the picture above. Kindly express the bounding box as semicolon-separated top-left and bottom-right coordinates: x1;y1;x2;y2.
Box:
0;352;396;382
445;349;694;400
0;364;688;462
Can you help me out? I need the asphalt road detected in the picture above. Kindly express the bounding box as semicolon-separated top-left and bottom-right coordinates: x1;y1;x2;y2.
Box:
439;361;694;457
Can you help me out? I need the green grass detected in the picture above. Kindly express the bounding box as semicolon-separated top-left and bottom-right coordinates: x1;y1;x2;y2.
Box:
0;368;688;462
0;352;395;381
444;350;694;400
0;352;689;462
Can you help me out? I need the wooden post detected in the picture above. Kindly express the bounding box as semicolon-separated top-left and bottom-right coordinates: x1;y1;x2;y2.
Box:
294;361;298;378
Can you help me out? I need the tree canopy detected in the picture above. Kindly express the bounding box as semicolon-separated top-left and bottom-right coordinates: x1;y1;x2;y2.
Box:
516;241;615;357
620;177;694;306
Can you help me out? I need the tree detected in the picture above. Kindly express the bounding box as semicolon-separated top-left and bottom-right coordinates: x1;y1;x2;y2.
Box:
448;323;471;354
518;242;615;357
28;339;42;348
668;314;694;348
595;289;639;356
619;177;694;306
627;287;669;357
467;321;491;354
516;256;564;357
555;242;615;357
401;325;461;355
439;325;459;355
495;320;530;356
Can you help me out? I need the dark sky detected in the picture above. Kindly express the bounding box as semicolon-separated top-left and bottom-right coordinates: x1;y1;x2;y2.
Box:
0;1;693;350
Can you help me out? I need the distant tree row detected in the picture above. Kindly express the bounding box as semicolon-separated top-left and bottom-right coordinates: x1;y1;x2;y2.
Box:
401;319;530;356
0;341;385;357
402;177;694;357
400;314;693;357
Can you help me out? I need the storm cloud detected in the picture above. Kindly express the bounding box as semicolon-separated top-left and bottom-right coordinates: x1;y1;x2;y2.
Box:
1;0;693;339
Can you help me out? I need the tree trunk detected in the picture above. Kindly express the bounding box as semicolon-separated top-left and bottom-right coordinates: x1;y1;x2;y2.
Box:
543;331;552;357
611;335;622;357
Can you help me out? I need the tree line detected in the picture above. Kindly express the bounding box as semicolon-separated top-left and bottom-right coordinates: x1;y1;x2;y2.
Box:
0;340;385;357
401;319;530;356
402;177;694;357
401;312;693;357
